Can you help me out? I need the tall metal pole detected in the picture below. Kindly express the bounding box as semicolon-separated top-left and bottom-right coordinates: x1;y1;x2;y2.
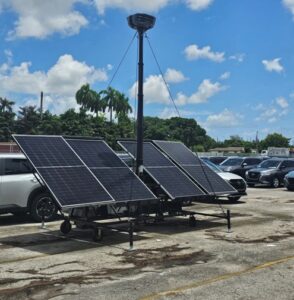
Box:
127;13;156;176
40;91;44;120
136;30;144;175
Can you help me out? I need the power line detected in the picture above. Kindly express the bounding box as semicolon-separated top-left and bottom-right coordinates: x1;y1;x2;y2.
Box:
145;34;181;118
106;32;137;88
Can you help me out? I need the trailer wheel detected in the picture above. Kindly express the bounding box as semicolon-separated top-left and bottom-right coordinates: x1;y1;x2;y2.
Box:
92;228;103;242
60;220;72;235
189;215;196;227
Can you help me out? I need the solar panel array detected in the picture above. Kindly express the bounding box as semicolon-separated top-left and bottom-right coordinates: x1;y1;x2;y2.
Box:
118;141;205;199
66;139;156;202
13;135;114;208
153;140;236;195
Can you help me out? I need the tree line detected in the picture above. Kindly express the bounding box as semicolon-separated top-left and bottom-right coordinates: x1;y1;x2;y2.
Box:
0;85;291;151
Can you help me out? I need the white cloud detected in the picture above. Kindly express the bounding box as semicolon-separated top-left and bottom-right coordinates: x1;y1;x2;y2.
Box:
175;79;226;106
184;44;225;62
255;102;288;123
219;72;230;80
268;117;277;123
229;53;245;62
94;0;214;14
129;76;224;106
164;68;187;83
1;0;88;39
46;54;107;95
283;0;294;20
129;74;170;105
0;54;108;114
185;0;214;11
159;107;194;119
106;64;113;71
276;97;289;109
262;58;284;73
94;0;171;14
204;109;243;128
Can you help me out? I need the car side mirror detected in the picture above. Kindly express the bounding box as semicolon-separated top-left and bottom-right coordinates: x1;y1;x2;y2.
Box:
280;165;286;169
242;162;247;167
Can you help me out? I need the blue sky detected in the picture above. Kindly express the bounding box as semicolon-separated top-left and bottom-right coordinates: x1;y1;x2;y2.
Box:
1;0;294;142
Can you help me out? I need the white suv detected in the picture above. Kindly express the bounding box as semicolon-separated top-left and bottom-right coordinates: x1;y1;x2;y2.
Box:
0;153;58;221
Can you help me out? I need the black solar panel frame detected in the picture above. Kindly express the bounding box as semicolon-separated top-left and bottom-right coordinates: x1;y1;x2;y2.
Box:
153;140;237;195
118;141;206;199
66;138;157;203
13;134;115;208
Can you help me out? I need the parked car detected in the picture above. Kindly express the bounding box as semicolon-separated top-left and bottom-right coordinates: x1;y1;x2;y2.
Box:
202;159;247;202
284;171;294;191
206;156;227;165
219;156;266;178
0;153;58;221
246;158;294;188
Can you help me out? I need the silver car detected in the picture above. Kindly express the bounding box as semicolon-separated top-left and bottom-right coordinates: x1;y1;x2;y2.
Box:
0;153;58;221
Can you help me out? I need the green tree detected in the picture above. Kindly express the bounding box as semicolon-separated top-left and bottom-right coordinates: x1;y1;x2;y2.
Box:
0;97;15;141
260;133;290;149
38;111;62;135
166;117;206;148
99;87;132;123
143;117;168;140
76;84;105;115
14;106;40;134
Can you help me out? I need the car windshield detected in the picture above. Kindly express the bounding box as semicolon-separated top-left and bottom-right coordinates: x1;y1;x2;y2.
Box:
258;160;280;169
201;159;221;173
221;158;243;166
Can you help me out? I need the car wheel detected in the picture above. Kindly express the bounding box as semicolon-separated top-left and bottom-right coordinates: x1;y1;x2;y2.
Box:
271;177;280;188
247;183;255;187
228;196;241;202
287;187;294;191
30;192;58;222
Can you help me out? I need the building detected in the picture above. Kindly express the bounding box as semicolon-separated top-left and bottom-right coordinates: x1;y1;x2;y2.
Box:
0;142;20;153
209;147;245;154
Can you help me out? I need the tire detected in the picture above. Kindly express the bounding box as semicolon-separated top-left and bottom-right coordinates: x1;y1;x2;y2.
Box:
228;196;241;202
60;220;72;234
247;183;255;187
271;177;280;188
287;187;294;191
29;192;58;222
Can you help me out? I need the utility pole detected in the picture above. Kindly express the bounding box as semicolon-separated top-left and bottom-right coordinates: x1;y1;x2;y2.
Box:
127;14;156;175
40;91;44;120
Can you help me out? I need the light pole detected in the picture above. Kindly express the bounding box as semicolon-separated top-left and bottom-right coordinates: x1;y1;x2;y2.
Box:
127;13;156;176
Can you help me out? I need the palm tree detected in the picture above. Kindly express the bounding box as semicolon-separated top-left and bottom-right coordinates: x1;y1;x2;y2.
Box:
99;87;118;123
99;87;132;123
76;84;104;115
0;97;15;113
115;92;132;120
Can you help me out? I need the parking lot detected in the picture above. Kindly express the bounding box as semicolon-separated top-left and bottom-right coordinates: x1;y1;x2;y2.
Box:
0;187;293;300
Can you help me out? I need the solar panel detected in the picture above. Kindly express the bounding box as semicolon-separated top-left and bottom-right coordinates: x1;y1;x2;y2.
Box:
153;140;236;195
13;135;114;208
13;135;82;167
118;141;173;167
118;141;205;199
66;139;156;202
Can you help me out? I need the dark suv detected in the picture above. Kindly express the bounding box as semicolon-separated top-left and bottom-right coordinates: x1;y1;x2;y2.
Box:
246;158;294;188
219;157;265;179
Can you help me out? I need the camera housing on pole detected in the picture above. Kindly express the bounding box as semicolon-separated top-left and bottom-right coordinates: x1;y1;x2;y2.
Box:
127;13;156;176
